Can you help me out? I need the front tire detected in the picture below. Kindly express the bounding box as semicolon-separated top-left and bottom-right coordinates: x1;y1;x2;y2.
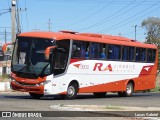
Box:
29;92;43;99
61;83;78;100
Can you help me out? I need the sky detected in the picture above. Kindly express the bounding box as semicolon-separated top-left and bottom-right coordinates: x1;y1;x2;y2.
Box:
0;0;160;44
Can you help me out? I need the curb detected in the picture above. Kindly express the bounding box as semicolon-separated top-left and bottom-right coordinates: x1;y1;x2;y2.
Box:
0;82;11;91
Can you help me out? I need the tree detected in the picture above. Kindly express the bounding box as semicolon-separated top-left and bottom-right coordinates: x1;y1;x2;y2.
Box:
142;17;160;46
7;47;11;51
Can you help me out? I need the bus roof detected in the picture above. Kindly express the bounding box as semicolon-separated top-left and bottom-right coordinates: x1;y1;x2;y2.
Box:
18;31;157;49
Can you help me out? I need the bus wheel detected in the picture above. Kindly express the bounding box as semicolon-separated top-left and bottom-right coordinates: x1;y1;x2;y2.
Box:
93;92;106;98
118;82;133;97
62;83;78;100
125;82;134;97
29;92;43;99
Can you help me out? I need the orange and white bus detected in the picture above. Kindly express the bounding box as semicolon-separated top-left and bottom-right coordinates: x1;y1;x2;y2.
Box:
3;31;158;99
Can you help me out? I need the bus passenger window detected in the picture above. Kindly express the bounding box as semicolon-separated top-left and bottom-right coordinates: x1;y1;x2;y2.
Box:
129;47;135;60
122;46;129;60
85;42;90;59
108;45;114;59
152;49;156;62
90;42;99;59
114;45;121;60
147;49;156;62
141;48;146;62
72;41;87;59
108;44;121;60
72;41;81;58
136;48;140;61
81;42;86;58
99;44;106;59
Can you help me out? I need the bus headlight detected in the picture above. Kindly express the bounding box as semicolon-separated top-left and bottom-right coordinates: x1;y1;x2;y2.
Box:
39;80;51;86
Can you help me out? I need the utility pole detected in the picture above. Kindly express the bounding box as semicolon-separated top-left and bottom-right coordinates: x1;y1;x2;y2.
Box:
48;18;52;32
135;25;137;41
11;0;16;43
16;8;26;34
17;8;21;34
5;28;6;44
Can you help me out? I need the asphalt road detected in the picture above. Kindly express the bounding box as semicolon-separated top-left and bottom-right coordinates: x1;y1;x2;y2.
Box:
0;92;160;120
0;92;160;110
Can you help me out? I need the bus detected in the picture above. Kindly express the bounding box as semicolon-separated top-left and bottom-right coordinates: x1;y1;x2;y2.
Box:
2;30;158;99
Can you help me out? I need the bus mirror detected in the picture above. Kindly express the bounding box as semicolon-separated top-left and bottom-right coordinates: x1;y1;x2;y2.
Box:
45;46;57;60
2;42;14;55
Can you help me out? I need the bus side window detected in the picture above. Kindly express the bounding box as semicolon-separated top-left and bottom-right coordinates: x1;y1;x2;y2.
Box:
99;44;106;59
147;49;156;62
81;42;86;58
108;44;114;59
72;41;82;58
108;44;121;60
141;48;146;62
152;49;156;62
129;47;135;61
114;45;121;60
136;48;140;61
122;46;129;61
72;41;87;59
85;42;90;59
147;49;152;62
90;42;99;59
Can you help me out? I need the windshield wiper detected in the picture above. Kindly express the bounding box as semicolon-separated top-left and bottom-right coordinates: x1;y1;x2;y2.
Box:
16;65;27;75
16;62;38;78
39;63;50;76
28;59;39;78
16;60;39;78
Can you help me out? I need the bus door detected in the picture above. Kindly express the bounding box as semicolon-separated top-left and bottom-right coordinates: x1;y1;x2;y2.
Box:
52;40;70;76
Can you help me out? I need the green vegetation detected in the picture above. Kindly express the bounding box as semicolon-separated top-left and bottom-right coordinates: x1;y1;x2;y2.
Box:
150;74;160;92
150;86;160;92
142;17;160;46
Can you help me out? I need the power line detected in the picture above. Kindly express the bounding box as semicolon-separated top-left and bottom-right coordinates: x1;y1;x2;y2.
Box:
57;0;114;27
98;1;160;33
42;0;160;4
78;0;138;31
122;30;138;36
32;25;40;31
0;27;11;44
0;9;11;16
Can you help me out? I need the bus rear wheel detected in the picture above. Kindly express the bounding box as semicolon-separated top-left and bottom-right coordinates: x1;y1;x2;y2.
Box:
118;82;134;97
61;83;78;100
29;92;44;99
93;92;106;98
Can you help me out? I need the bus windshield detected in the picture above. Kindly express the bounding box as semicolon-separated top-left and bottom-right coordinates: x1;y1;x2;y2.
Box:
12;37;55;77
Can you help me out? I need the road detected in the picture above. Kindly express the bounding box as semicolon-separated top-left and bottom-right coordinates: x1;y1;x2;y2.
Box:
0;92;160;120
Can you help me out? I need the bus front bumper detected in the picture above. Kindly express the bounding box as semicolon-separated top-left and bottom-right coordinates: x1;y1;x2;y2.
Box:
10;80;44;94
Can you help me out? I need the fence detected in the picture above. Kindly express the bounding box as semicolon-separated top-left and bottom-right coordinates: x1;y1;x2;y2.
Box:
0;67;11;76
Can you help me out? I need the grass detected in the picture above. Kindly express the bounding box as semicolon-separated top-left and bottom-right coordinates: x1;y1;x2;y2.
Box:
150;86;160;92
150;74;160;92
